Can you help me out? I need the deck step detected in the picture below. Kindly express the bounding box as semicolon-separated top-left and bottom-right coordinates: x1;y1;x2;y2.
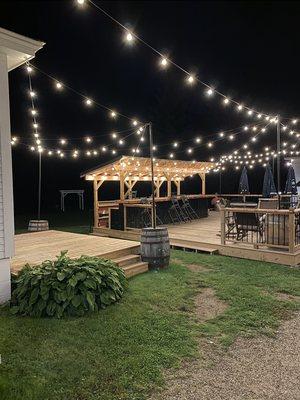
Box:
112;254;141;267
123;261;149;278
170;240;218;255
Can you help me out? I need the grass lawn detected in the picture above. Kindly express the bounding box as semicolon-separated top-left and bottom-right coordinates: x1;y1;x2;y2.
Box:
1;251;300;400
14;209;93;235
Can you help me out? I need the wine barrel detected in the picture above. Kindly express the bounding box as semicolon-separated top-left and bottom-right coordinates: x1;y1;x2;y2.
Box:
28;220;49;232
140;227;170;269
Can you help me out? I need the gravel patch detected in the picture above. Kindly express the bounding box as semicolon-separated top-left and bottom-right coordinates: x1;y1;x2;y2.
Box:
149;313;300;400
194;288;228;322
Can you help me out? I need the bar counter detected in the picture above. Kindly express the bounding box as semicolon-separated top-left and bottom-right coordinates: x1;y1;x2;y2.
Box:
103;194;211;230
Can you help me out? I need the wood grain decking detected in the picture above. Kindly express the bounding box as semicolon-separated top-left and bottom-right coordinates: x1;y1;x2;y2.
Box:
12;230;140;273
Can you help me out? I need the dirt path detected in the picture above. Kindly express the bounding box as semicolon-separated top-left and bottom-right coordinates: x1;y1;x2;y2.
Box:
150;312;300;400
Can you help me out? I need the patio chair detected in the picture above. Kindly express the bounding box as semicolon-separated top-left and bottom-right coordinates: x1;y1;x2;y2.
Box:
181;195;199;219
234;211;264;241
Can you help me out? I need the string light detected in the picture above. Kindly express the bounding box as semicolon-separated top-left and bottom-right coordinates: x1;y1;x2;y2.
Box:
85;136;92;143
206;88;214;96
85;98;93;106
29;91;36;97
55;81;63;90
26;65;33;73
223;98;229;105
186;75;195;85
125;31;134;43
160;57;168;68
31;109;37;116
110;110;117;118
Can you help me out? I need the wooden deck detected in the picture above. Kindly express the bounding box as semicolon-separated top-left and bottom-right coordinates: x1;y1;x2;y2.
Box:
93;211;300;266
11;230;148;277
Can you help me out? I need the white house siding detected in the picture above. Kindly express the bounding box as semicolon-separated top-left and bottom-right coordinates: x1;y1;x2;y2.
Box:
0;52;14;302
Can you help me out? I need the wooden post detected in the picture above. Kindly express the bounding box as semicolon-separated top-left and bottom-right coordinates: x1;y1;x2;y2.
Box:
167;179;171;197
120;175;125;200
93;179;98;228
199;173;206;195
288;208;295;253
174;180;181;196
220;206;226;245
154;179;164;198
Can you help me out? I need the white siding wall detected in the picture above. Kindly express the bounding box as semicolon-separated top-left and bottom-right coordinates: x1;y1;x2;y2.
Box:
0;154;4;259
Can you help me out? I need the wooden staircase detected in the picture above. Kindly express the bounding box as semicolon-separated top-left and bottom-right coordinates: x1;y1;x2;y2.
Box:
111;248;148;278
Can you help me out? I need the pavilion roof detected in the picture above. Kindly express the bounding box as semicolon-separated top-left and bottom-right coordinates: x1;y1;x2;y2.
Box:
81;155;215;181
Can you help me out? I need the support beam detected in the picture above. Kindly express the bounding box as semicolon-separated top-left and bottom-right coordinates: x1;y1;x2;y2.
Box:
154;179;164;198
93;180;104;227
167;179;172;197
199;173;206;195
124;179;138;199
120;175;125;201
173;179;181;196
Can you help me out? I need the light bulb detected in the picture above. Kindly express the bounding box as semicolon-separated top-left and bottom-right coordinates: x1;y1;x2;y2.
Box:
169;153;174;158
173;142;178;147
33;123;38;129
110;110;117;118
187;75;195;84
160;57;168;68
223;98;229;105
60;139;67;145
85;98;92;106
77;0;85;4
86;137;92;143
29;91;36;97
125;31;133;42
56;81;63;90
102;146;107;152
206;88;213;96
195;137;201;143
132;120;138;126
207;142;213;148
219;132;224;137
247;110;253;116
237;104;243;111
26;65;32;73
31;109;37;116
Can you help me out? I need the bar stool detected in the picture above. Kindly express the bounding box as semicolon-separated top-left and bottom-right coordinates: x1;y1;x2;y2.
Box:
168;197;190;223
140;198;162;227
181;195;198;220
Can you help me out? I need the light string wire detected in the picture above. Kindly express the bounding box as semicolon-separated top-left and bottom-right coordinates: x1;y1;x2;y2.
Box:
86;0;298;124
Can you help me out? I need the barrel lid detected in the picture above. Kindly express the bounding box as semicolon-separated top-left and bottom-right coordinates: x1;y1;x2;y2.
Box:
142;227;168;232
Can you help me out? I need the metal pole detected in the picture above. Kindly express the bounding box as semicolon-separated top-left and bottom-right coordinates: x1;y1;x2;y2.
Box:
219;171;222;194
277;116;281;193
148;122;156;229
38;151;42;220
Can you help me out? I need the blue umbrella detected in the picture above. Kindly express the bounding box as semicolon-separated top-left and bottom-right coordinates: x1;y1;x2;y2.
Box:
284;165;297;195
238;166;249;194
262;164;277;198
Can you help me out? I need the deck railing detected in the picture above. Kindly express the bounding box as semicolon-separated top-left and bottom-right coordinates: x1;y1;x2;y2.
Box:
220;206;300;253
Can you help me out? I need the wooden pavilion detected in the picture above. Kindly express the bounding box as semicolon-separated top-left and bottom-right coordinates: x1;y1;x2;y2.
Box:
81;155;215;228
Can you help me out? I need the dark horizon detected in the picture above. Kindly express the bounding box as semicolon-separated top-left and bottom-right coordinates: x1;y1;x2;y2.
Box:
1;0;299;215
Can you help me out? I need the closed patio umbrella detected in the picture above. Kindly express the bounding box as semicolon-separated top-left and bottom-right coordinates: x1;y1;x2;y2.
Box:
262;164;277;198
238;166;249;194
284;165;297;195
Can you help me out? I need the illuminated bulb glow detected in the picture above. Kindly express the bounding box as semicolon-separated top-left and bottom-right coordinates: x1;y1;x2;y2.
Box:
187;75;195;84
110;110;117;118
85;137;92;143
160;57;168;67
31;109;37;115
26;65;32;73
132;120;138;126
125;31;133;42
223;98;229;105
85;98;92;106
33;123;38;128
29;91;36;97
206;88;213;96
195;137;201;143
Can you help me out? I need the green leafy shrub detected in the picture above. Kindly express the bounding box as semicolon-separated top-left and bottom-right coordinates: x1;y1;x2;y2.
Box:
10;251;127;318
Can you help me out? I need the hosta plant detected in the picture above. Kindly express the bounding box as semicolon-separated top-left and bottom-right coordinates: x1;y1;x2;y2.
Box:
10;251;127;318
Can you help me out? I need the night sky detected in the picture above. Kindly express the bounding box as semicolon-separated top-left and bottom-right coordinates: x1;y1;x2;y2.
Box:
1;0;299;215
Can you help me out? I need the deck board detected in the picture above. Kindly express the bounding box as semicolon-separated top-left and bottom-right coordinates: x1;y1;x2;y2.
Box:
167;212;221;245
12;230;139;272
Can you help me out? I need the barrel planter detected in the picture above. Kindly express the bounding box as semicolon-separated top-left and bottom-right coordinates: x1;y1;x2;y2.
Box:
140;227;170;269
28;220;49;232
